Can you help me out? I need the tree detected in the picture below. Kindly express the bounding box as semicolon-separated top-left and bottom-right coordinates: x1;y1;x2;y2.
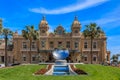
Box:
111;55;118;62
2;28;13;66
111;55;119;66
22;26;39;63
83;23;104;64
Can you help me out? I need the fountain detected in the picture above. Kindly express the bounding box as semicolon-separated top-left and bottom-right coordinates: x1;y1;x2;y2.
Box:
45;49;77;75
52;49;69;75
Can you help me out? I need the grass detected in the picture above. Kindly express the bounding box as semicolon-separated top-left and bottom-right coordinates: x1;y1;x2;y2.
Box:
0;64;120;80
76;64;120;80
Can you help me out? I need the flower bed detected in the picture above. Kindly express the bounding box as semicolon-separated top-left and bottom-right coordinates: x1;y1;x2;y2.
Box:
34;64;52;75
70;64;87;75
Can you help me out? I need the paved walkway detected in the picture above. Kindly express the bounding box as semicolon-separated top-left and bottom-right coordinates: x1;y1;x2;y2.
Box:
39;63;84;65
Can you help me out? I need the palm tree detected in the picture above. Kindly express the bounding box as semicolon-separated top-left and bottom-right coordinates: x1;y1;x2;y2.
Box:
22;26;39;63
111;55;118;62
2;28;13;66
111;55;118;66
83;23;104;64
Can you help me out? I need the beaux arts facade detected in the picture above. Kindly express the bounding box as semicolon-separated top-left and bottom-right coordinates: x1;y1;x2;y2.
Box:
12;16;110;64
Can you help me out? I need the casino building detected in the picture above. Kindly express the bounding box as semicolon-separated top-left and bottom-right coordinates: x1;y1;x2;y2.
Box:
12;16;110;64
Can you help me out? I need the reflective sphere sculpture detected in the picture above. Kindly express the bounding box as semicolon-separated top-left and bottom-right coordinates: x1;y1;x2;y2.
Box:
53;50;69;60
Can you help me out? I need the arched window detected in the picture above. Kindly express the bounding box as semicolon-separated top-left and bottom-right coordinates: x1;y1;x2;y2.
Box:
93;55;97;61
93;57;97;61
58;30;62;35
84;56;87;61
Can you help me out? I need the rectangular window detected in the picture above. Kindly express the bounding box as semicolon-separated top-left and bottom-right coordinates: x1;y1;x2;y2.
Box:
75;42;78;48
23;57;26;61
23;42;27;49
84;57;87;61
107;55;109;61
31;42;36;49
32;57;36;61
93;57;97;61
66;41;70;48
41;41;45;48
84;42;87;49
49;41;54;48
93;42;97;49
1;56;4;62
8;56;10;62
58;42;62;48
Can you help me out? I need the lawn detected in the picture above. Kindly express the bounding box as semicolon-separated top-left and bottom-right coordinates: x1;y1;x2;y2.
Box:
0;64;120;80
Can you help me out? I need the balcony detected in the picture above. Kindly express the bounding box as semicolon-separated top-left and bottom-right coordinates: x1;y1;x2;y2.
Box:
21;48;37;51
83;48;100;51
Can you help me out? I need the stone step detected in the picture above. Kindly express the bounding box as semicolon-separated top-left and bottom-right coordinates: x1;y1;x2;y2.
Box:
53;72;69;75
54;66;69;72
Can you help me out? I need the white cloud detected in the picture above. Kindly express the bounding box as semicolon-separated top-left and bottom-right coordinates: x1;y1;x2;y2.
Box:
81;6;120;28
29;0;109;14
81;18;120;26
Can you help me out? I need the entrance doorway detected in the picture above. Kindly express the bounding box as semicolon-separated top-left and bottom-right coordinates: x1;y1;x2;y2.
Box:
1;56;4;63
49;53;54;62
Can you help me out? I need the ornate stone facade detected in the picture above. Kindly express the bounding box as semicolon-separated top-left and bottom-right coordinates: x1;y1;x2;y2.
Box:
13;16;110;64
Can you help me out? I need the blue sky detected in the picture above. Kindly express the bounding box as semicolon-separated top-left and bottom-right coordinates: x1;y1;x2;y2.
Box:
0;0;120;56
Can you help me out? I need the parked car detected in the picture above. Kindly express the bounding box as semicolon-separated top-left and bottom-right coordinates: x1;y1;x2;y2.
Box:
0;64;5;68
11;63;20;66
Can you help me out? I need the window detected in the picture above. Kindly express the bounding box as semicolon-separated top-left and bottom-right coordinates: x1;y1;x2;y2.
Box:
23;57;26;61
58;42;62;47
93;57;97;61
58;30;62;35
32;57;36;61
76;59;77;61
1;56;4;62
84;57;87;61
41;41;46;48
107;55;109;61
49;41;54;48
66;41;70;48
75;30;78;33
23;42;27;49
31;42;36;49
8;56;10;62
84;42;87;49
93;42;97;48
75;42;78;48
42;30;45;33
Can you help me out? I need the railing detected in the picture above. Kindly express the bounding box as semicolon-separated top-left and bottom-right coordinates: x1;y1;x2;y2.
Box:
83;48;100;51
21;48;37;51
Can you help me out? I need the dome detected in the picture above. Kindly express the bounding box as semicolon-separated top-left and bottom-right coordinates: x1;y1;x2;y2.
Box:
72;16;80;25
40;16;48;25
40;20;48;25
73;20;80;25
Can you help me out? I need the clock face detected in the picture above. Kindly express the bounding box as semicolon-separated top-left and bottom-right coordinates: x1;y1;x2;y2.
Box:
52;49;69;60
